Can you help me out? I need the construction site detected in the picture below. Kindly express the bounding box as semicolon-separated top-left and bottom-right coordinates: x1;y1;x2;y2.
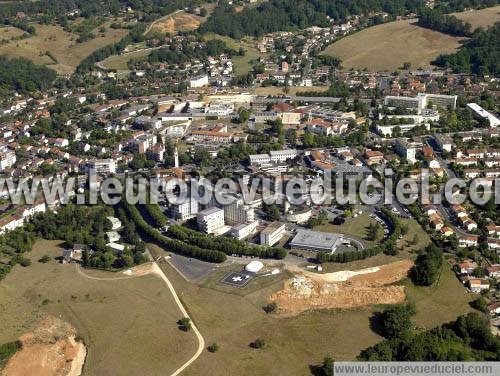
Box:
270;260;414;315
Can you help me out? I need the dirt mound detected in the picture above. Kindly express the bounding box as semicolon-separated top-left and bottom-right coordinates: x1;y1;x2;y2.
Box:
271;260;413;315
2;316;86;376
151;13;201;34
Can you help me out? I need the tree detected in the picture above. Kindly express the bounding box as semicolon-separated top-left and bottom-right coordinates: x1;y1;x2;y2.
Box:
207;343;219;353
470;296;488;313
378;304;415;339
411;244;443;286
368;222;382;241
177;317;191;332
311;357;334;376
250;338;265;349
263;302;277;314
19;258;31;267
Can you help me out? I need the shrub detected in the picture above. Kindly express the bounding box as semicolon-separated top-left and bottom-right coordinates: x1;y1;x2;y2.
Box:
207;343;219;353
177;317;191;332
250;338;265;349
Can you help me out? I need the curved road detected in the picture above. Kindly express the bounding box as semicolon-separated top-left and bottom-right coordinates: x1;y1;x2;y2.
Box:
151;262;205;376
76;262;205;376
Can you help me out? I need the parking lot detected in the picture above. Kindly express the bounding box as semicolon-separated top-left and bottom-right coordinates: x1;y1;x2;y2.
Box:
168;253;217;282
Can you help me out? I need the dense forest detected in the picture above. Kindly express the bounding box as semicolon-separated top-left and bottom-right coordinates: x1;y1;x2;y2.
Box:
0;56;56;96
433;0;499;13
360;311;500;360
417;8;472;36
29;205;148;269
199;0;427;38
0;0;202;21
148;39;237;65
433;22;500;75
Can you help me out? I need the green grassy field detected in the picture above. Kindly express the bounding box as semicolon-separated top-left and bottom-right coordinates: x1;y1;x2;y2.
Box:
153;257;382;374
0;22;128;75
453;5;500;30
101;48;151;70
404;262;474;329
323;19;465;71
0;240;196;375
314;213;383;248
202;33;261;75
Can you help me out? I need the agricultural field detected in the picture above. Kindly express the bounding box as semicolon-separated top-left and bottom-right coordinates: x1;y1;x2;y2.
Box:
453;5;500;30
323;19;465;71
202;33;261;75
0;23;128;75
0;240;196;375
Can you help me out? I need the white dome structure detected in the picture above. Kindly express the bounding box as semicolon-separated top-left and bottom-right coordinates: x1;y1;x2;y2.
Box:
245;260;264;273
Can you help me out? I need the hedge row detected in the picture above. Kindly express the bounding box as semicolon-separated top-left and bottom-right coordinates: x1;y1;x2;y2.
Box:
123;203;226;263
167;225;287;259
143;203;168;228
317;207;402;263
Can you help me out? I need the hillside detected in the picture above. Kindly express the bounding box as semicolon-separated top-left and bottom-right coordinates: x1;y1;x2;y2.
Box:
0;23;128;75
452;5;500;29
322;19;465;71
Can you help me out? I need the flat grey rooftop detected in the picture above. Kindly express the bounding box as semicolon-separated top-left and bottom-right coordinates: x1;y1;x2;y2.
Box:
290;229;342;251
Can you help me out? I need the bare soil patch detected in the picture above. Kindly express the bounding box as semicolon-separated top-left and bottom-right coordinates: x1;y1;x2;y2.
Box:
272;260;413;315
2;316;86;376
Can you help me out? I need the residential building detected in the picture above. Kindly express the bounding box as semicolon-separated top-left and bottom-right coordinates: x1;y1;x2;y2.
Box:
0;148;16;171
197;207;225;234
395;139;417;163
86;159;116;174
223;198;255;226
230;220;259;240
260;222;286;246
189;74;209;88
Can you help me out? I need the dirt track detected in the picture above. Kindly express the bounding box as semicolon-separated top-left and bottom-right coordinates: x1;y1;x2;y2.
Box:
271;260;413;315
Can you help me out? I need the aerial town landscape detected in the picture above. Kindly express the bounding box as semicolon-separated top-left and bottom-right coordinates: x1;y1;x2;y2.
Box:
0;0;499;375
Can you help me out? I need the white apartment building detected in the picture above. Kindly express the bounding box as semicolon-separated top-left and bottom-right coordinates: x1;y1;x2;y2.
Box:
249;154;272;165
135;115;162;130
384;93;457;113
0;149;16;171
171;199;199;221
381;109;440;124
189;74;209;88
260;222;286;246
86;159;116;174
197;207;225;234
376;123;430;137
223;198;255;226
204;102;234;116
467;103;500;127
434;134;453;152
395;139;418;163
230;220;259;240
270;149;298;163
